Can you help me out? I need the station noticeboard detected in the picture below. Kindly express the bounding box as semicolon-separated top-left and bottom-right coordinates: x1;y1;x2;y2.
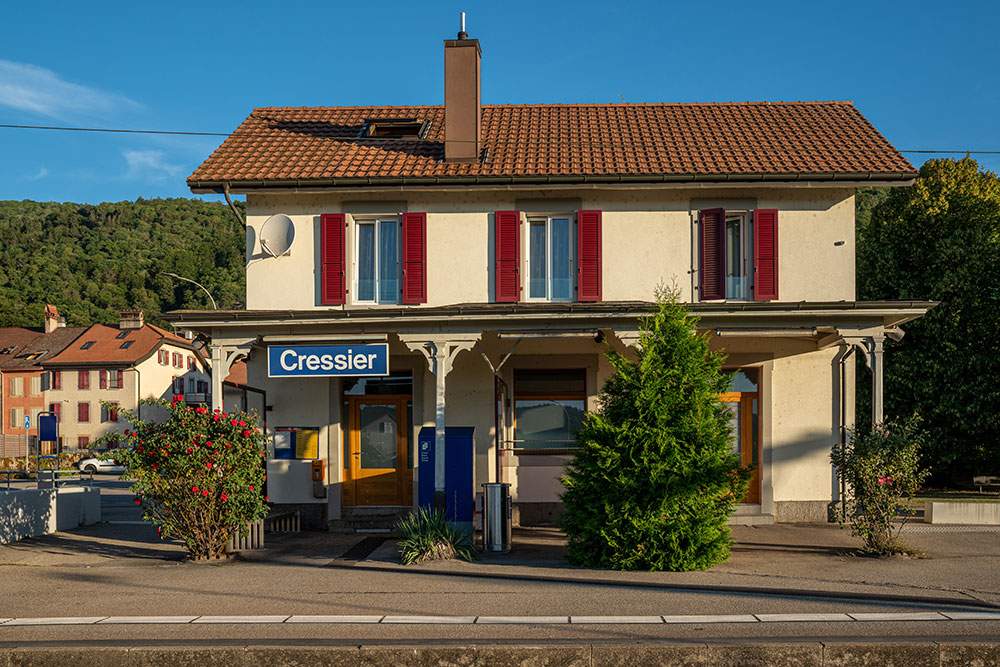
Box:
267;344;389;378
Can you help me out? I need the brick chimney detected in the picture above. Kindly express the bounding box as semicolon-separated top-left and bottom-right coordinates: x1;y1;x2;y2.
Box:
119;309;144;330
443;14;481;163
43;304;64;334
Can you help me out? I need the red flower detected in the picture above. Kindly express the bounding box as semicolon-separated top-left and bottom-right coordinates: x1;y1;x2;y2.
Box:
186;447;192;454
206;462;212;469
195;407;208;415
191;486;199;493
151;464;158;470
220;493;229;501
265;496;269;502
249;485;254;491
242;429;251;437
238;420;246;427
137;447;143;453
206;440;213;447
173;394;184;402
230;419;238;426
202;490;209;496
133;497;141;505
213;415;220;422
214;408;221;413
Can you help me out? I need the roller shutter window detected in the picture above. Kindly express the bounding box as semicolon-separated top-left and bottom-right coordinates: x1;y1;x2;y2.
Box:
495;210;521;302
400;212;427;304
698;208;726;301
576;210;602;302
320;213;347;305
753;209;778;301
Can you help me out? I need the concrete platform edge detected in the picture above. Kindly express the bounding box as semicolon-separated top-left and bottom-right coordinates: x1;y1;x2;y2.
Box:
1;641;999;666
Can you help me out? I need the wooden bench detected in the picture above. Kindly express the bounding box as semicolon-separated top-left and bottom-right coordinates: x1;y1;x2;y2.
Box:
973;476;1000;493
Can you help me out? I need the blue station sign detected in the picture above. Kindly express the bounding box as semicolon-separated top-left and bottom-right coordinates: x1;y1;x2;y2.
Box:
267;344;389;378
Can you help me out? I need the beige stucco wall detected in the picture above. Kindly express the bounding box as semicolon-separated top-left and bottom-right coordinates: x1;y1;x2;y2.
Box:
244;188;855;310
45;342;209;446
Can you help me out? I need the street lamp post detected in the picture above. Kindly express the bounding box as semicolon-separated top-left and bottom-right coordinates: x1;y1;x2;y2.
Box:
161;272;218;310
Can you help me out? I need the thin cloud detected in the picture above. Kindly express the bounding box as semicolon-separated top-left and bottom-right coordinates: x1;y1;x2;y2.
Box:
24;167;49;181
123;149;184;181
0;60;140;119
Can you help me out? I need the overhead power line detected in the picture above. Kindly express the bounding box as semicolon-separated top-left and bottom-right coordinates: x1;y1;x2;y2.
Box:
1;122;999;154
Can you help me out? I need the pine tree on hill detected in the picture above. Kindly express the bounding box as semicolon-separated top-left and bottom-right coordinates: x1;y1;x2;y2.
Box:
559;288;752;571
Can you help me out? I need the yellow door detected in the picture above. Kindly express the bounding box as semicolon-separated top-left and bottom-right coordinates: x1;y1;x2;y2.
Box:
344;396;410;506
721;392;761;505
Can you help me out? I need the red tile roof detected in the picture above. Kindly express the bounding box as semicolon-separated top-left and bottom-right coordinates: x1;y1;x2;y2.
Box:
43;324;197;366
0;327;87;371
188;101;915;190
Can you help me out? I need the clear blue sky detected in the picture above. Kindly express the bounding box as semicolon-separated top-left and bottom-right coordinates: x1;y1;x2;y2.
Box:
2;0;997;204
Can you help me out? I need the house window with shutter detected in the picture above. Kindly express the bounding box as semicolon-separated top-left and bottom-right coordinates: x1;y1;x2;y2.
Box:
78;402;90;423
109;370;123;389
496;210;602;303
698;208;778;301
78;370;90;390
52;371;62;390
353;217;401;304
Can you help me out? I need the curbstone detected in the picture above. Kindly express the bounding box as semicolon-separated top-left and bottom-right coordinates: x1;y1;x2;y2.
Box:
246;645;359;667
358;645;589;667
939;642;1000;667
8;646;130;667
127;646;253;667
823;642;940;667
592;643;708;666
706;643;822;667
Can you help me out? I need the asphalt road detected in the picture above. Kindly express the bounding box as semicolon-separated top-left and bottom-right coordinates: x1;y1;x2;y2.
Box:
2;482;1000;645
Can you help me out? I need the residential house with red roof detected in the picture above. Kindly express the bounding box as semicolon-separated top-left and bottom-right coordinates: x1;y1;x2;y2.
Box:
42;310;210;449
170;27;933;529
0;306;86;455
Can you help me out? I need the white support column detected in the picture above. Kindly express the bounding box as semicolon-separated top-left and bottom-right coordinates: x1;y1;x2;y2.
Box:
209;340;254;413
401;334;479;511
840;329;887;427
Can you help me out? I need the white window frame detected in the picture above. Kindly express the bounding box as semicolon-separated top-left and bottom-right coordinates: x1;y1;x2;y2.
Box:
722;211;755;302
524;214;576;303
9;376;23;397
352;216;401;305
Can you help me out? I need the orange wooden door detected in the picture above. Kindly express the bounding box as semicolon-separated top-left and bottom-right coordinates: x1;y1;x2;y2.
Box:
345;397;408;506
721;392;760;505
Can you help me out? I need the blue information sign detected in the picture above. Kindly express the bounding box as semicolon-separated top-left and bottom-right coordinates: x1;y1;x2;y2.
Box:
38;414;58;442
267;344;389;378
23;414;30;430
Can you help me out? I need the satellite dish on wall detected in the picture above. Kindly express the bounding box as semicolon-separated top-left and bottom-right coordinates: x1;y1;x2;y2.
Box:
260;214;295;257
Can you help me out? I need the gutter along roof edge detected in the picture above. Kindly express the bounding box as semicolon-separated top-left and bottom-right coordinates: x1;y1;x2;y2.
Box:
188;171;918;194
166;301;938;328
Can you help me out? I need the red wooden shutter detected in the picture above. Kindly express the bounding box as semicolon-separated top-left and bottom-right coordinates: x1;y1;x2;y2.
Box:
495;211;521;302
78;370;89;390
78;402;89;422
99;370;108;389
753;209;778;301
49;403;60;419
576;210;602;302
699;208;726;301
52;371;61;390
116;370;124;388
401;212;427;304
320;213;347;305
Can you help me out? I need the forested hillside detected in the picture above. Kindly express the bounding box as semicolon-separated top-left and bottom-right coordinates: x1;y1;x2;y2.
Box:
0;198;245;328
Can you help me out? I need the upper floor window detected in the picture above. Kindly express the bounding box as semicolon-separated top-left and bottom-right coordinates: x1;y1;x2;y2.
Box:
78;370;90;390
51;371;62;390
355;217;400;304
30;375;41;396
9;376;23;397
698;208;777;302
320;213;426;306
526;216;574;302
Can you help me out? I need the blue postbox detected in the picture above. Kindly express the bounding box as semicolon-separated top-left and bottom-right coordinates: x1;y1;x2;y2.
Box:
417;426;474;529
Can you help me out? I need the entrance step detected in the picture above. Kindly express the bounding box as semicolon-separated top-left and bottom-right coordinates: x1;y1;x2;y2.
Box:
330;506;412;533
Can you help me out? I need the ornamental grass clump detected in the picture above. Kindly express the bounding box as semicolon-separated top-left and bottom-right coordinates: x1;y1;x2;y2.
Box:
830;415;930;556
559;288;753;572
395;507;477;565
97;396;269;561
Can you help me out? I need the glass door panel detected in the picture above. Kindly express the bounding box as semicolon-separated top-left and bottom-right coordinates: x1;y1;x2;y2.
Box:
359;403;397;469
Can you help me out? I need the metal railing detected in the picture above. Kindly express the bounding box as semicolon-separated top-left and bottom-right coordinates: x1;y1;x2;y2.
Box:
0;468;94;490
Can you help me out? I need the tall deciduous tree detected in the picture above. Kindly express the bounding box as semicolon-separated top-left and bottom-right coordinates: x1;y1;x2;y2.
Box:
559;289;751;571
857;158;1000;481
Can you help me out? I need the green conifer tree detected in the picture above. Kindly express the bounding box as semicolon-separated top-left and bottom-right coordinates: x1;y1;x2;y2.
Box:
559;288;751;571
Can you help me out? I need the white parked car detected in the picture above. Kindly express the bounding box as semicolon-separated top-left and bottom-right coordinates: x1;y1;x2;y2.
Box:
77;457;126;475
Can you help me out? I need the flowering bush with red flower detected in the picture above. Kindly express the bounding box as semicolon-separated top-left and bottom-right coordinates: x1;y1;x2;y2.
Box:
830;415;930;555
96;396;269;560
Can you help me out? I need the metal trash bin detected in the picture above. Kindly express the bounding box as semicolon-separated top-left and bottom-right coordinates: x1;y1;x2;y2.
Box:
481;482;511;553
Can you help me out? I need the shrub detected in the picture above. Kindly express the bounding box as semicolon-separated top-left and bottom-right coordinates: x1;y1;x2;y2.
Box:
395;507;476;565
830;415;930;555
97;395;269;560
559;288;752;571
